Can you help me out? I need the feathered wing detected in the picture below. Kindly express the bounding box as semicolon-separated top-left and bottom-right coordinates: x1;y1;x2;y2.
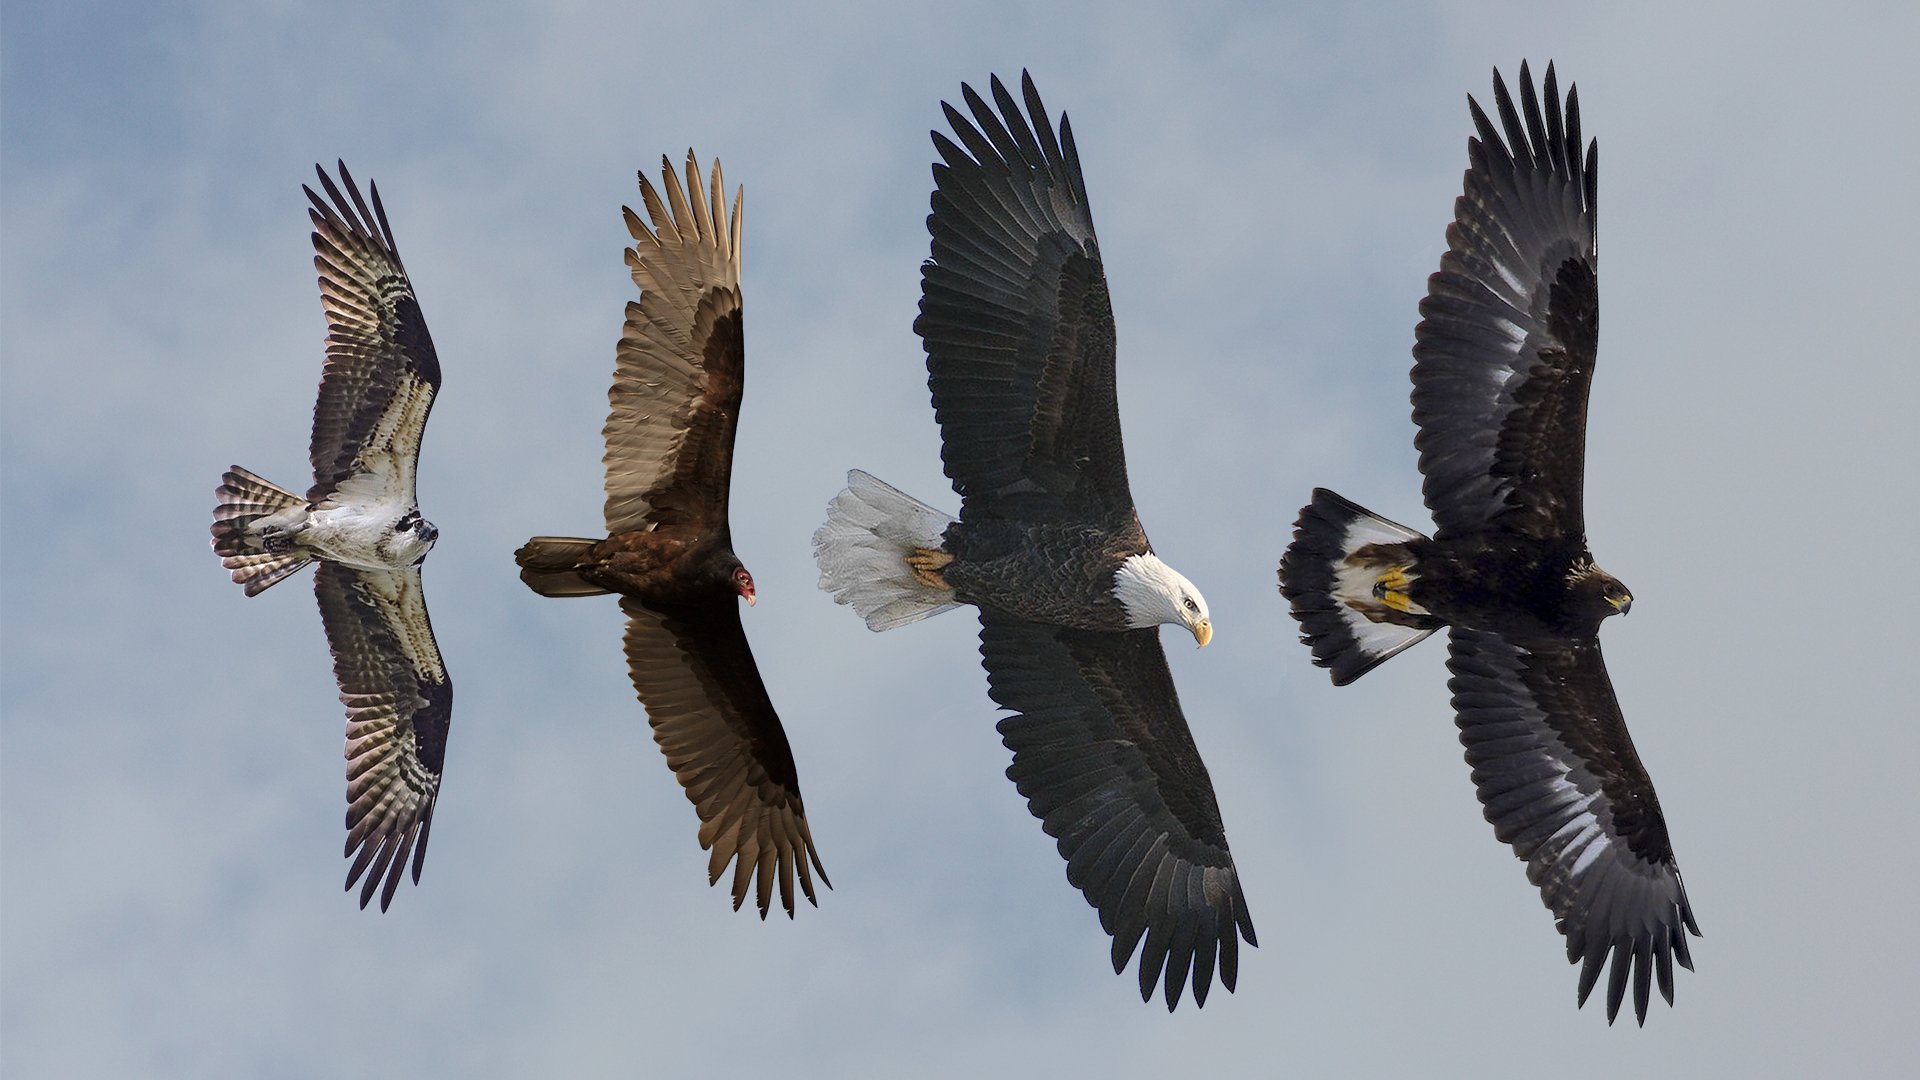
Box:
312;562;450;911
303;162;441;506
1412;62;1598;542
1446;626;1697;1024
619;598;827;917
978;614;1256;1010
916;72;1136;525
603;153;744;535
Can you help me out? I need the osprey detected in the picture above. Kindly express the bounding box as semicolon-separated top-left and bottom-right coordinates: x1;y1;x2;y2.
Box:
815;73;1255;1010
211;162;449;912
514;153;828;919
1278;64;1699;1024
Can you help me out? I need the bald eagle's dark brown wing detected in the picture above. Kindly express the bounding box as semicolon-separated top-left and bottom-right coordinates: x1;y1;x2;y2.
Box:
312;562;450;911
916;72;1137;527
619;598;827;918
1412;63;1598;542
303;162;440;507
1446;626;1697;1024
603;153;744;536
978;613;1256;1010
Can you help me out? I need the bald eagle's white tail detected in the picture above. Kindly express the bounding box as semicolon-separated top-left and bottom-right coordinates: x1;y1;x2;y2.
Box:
813;470;961;631
212;466;313;596
1278;488;1438;685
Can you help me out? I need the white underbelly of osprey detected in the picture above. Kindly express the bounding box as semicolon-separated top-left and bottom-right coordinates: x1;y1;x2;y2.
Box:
302;500;434;570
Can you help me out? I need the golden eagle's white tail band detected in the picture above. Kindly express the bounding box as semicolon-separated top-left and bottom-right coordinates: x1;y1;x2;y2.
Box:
1279;488;1436;684
813;469;961;631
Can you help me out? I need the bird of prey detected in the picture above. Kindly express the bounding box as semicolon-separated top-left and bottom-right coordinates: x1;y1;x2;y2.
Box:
514;153;827;919
210;162;449;912
1278;63;1698;1024
814;72;1255;1010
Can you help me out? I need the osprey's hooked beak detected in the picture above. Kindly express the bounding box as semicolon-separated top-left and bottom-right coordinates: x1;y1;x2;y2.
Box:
1192;618;1212;648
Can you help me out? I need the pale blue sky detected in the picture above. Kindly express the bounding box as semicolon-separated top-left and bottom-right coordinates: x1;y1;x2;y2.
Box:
5;2;1917;1076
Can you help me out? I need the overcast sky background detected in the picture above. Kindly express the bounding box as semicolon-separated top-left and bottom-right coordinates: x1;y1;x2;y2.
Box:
5;2;1917;1076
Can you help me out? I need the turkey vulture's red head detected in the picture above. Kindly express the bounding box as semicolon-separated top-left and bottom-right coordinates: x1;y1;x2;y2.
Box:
732;565;756;606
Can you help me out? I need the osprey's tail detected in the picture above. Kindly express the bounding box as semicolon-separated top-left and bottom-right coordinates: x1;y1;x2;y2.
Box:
212;466;313;596
813;470;961;631
1278;488;1438;685
514;536;612;597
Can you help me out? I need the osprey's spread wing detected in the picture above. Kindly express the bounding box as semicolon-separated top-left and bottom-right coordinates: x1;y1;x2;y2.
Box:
603;153;744;536
304;162;441;507
313;562;451;911
1412;63;1598;542
977;614;1256;1010
619;598;827;917
917;72;1138;529
1446;626;1697;1024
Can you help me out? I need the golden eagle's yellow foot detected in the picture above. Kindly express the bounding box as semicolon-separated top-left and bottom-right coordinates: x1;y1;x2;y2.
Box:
906;547;955;591
1372;566;1418;614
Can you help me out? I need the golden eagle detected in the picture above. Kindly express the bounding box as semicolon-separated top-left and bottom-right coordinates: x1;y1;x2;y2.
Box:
815;73;1255;1010
514;154;828;919
1279;63;1698;1024
211;162;449;911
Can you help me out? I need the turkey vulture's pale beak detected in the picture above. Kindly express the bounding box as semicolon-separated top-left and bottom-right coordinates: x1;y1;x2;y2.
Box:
1192;619;1212;648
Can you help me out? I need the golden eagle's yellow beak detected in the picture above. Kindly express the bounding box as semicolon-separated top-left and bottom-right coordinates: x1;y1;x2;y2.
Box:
1192;618;1212;648
1609;593;1632;614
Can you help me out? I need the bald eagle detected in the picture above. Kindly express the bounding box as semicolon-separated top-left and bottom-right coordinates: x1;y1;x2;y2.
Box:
815;72;1255;1010
211;162;449;912
514;153;828;919
1278;63;1699;1024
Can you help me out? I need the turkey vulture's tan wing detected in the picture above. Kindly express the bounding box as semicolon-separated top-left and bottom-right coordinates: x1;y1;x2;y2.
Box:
1412;63;1598;542
303;162;441;507
603;153;745;536
620;598;827;917
1447;626;1697;1024
916;72;1138;527
313;562;450;911
977;613;1256;1010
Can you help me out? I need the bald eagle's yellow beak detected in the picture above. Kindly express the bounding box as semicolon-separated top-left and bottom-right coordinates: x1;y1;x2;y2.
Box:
1192;619;1212;648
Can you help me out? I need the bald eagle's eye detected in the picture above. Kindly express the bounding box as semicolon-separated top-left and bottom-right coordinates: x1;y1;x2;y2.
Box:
1182;597;1198;613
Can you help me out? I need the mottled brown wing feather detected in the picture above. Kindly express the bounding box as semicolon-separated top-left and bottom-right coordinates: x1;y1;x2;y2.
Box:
303;162;441;505
619;597;827;917
1446;626;1698;1024
916;72;1137;526
1412;63;1598;542
312;562;450;912
603;153;744;535
977;613;1256;1010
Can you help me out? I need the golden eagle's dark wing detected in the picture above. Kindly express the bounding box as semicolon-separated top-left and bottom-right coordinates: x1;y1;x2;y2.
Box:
312;562;450;911
1412;63;1598;542
916;72;1138;528
304;162;440;506
619;598;827;918
1446;626;1697;1024
977;614;1256;1010
603;153;744;536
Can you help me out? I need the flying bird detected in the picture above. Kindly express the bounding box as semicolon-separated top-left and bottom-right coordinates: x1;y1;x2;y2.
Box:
210;161;449;912
814;72;1255;1010
514;153;827;919
1277;63;1698;1024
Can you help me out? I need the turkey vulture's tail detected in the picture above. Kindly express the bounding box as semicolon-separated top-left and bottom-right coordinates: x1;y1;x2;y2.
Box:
813;470;962;631
514;537;612;597
1278;488;1438;685
211;466;313;596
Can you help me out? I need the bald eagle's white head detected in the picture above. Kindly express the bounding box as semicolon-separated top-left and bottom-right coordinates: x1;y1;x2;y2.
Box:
1113;552;1212;646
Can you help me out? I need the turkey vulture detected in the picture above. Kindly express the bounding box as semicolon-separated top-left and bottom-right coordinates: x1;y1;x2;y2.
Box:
514;153;827;919
210;161;449;912
1277;63;1699;1024
814;72;1255;1010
